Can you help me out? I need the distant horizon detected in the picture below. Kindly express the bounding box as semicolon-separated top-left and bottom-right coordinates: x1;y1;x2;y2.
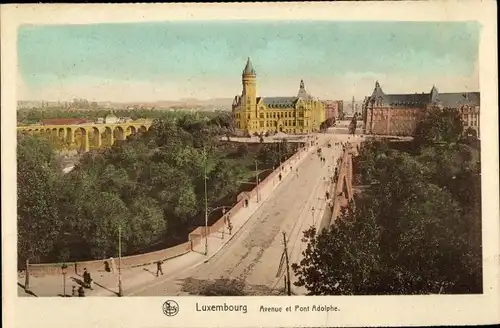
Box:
18;21;480;103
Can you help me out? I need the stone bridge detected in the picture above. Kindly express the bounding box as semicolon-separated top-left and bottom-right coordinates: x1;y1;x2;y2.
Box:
17;122;153;152
320;140;358;230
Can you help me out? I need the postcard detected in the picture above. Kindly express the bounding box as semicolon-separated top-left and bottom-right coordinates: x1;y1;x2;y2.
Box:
1;2;499;328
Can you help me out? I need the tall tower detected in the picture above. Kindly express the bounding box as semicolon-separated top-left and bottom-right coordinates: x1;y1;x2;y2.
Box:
241;57;257;130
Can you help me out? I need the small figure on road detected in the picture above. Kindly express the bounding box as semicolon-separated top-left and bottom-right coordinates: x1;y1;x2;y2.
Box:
83;268;93;290
72;285;77;297
278;173;282;181
78;286;85;297
156;260;164;277
244;198;249;207
227;219;233;235
289;165;292;172
325;191;330;200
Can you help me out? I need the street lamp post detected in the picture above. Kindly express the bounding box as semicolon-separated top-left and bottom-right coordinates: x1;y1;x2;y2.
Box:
118;225;123;297
204;153;209;256
61;263;68;297
221;207;226;239
255;161;260;203
311;206;316;227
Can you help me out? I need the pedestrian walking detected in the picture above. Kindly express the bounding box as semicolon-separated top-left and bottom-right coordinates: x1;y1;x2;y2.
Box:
78;286;85;297
156;260;164;277
72;285;77;297
244;198;249;207
278;173;282;181
83;268;93;290
227;219;233;235
325;191;330;200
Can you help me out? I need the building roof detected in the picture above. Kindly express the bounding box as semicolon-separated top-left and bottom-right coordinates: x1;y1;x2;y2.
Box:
259;97;298;108
384;93;430;106
242;57;256;76
435;92;480;107
367;81;480;109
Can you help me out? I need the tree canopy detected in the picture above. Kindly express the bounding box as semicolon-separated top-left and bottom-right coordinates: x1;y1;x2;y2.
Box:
17;113;294;264
293;114;481;295
413;107;464;147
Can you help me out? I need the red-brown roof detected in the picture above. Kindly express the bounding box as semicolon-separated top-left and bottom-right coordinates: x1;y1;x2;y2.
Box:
40;118;90;125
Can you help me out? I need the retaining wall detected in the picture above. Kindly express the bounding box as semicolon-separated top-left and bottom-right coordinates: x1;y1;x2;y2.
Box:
25;147;307;277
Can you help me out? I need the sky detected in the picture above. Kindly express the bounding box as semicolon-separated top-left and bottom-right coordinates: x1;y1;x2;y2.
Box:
17;21;480;102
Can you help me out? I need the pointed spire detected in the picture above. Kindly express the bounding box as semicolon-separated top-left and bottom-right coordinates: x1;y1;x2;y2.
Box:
297;79;311;99
242;57;256;76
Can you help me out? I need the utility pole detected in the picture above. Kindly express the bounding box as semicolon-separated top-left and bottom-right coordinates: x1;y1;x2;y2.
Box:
25;259;30;291
255;161;260;203
282;232;292;296
118;225;122;297
311;206;316;227
204;150;209;255
278;142;282;167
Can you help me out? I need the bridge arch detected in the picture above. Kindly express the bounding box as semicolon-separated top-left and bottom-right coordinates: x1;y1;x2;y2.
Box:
65;127;74;144
113;126;125;142
89;127;101;149
74;127;89;152
126;125;137;137
138;125;148;133
101;126;113;147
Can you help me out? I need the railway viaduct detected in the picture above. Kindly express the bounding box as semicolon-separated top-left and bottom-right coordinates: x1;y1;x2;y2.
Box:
17;122;153;152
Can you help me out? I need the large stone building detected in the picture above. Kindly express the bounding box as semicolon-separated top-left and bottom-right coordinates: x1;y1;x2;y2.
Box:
232;58;325;135
363;81;480;137
322;100;341;121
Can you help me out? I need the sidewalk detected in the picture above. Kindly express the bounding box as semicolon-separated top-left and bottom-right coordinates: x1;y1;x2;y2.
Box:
18;143;319;298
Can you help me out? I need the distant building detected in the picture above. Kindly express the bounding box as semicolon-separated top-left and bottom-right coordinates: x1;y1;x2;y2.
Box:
232;57;325;135
104;113;119;124
363;81;480;137
322;100;340;120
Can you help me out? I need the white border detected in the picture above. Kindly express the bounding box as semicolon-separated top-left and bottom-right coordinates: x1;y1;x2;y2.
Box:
2;2;499;327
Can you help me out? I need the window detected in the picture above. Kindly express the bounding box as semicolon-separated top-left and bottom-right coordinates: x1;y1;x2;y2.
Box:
260;113;264;119
260;121;264;128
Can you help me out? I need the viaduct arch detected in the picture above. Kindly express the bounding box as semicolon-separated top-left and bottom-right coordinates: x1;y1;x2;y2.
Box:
17;122;153;152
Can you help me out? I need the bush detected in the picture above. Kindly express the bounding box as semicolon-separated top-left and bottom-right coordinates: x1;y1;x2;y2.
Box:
236;144;249;157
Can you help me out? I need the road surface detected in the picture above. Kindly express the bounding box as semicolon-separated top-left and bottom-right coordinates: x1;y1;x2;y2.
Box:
132;134;345;296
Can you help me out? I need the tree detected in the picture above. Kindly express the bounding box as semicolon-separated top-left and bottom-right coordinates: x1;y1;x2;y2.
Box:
236;144;249;157
182;277;246;296
293;148;482;295
414;107;464;148
17;134;63;264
